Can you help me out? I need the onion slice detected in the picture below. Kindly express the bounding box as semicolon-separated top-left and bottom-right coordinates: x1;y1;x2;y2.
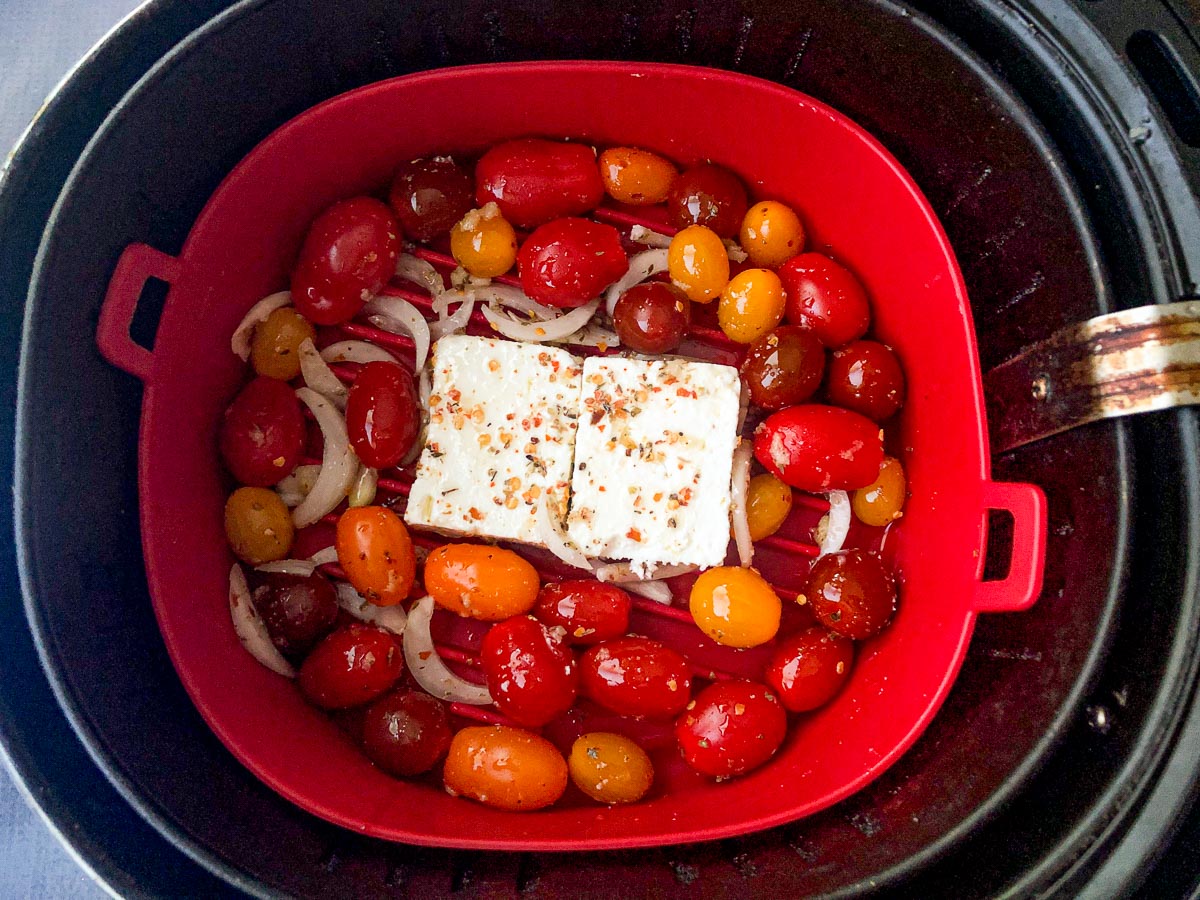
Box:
396;253;445;299
308;546;339;567
473;284;559;319
275;464;321;508
623;580;673;605
293;387;358;528
817;490;852;557
482;298;599;343
629;225;672;249
428;293;476;341
299;338;349;409
228;564;295;677
594;561;697;583
731;441;754;567
538;497;592;570
230;291;290;361
403;596;493;705
365;295;431;370
255;559;317;577
321;340;401;366
604;249;669;316
335;583;407;635
562;322;620;349
349;466;378;507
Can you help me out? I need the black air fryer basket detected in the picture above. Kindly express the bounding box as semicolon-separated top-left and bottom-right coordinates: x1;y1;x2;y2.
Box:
5;0;1200;896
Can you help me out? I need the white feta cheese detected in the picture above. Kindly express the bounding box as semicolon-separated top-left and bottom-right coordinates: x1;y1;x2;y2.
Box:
566;356;741;569
405;335;582;545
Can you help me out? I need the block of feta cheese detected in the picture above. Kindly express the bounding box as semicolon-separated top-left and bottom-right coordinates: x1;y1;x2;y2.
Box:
566;356;741;570
405;335;583;545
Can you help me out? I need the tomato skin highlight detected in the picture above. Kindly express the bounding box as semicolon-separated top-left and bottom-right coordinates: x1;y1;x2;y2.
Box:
517;218;628;308
753;404;884;492
475;139;604;229
443;725;569;811
335;507;416;606
345;362;419;468
481;616;579;727
675;680;788;778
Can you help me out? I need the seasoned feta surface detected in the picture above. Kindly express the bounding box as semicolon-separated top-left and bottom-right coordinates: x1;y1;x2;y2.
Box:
405;335;583;545
566;356;741;569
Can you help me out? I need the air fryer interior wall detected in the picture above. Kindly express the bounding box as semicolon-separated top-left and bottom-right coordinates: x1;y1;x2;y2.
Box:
9;0;1200;897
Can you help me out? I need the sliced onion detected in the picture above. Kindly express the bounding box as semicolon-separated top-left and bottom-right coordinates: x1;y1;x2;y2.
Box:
365;295;430;370
228;564;295;677
335;583;407;635
418;366;432;409
482;298;600;343
538;497;592;570
309;545;339;567
299;338;349;410
817;490;852;557
275;464;321;508
349;466;378;507
731;441;754;567
230;291;290;361
623;580;673;605
396;253;444;299
561;322;620;349
724;239;749;263
473;284;558;320
428;293;476;340
737;380;750;433
594;561;697;583
403;596;493;705
255;559;317;577
293;387;358;528
629;225;672;249
321;340;400;366
605;249;669;316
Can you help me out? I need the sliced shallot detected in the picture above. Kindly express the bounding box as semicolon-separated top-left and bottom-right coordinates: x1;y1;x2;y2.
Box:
594;561;698;583
365;295;430;370
629;225;672;249
731;441;754;567
403;596;494;705
308;546;339;567
320;340;401;366
349;466;379;507
562;322;620;349
428;293;476;340
292;387;359;528
335;582;407;635
255;559;317;577
817;490;852;557
604;249;669;316
482;298;600;343
623;580;673;605
472;283;558;319
230;291;290;361
396;253;445;300
539;497;592;570
228;564;295;677
275;464;321;508
298;338;349;409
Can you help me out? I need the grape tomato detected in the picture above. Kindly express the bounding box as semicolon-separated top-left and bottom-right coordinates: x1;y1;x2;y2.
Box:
250;307;314;381
219;377;305;487
740;326;826;410
361;689;452;776
335;506;416;606
765;627;855;712
580;637;692;719
568;732;654;804
718;268;786;344
475;138;604;228
612;281;691;353
251;570;338;655
667;162;749;238
779;252;870;348
745;474;794;542
599;147;677;206
298;623;404;709
689;566;782;649
675;681;787;778
517;218;628;308
753;404;884;492
224;487;294;564
423;544;539;620
853;456;907;527
388;157;473;242
481;616;578;727
533;580;631;645
443;725;569;811
826;340;906;422
450;203;518;278
668;224;730;304
807;549;898;640
345;362;419;468
739;200;805;268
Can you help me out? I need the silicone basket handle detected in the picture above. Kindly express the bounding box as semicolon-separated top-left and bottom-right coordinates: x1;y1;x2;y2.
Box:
96;243;180;382
972;480;1048;613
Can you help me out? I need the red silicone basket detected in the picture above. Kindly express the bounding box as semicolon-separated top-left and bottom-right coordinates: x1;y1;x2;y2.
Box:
94;61;1046;850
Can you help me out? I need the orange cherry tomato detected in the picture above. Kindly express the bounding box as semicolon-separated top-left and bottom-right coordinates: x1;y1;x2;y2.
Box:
689;566;781;648
739;200;806;268
746;473;793;541
335;506;415;607
718;268;786;344
568;732;654;804
443;725;568;811
668;224;729;303
424;544;539;620
852;456;907;526
598;147;677;205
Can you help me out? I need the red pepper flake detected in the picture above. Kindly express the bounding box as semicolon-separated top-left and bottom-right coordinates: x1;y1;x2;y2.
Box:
468;507;484;521
626;528;642;542
675;387;697;398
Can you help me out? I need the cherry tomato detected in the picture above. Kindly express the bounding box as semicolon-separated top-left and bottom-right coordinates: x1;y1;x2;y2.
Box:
739;200;805;268
361;689;452;776
740;326;826;410
219;377;305;487
853;456;907;527
475;138;604;229
251;570;338;655
806;549;898;640
599;147;677;205
388;157;473;242
718;268;786;344
568;732;654;804
675;681;787;778
450;203;518;278
779;253;870;348
517;218;628;308
291;197;401;326
753;404;884;492
533;580;631;645
481;616;578;727
689;566;781;648
580;637;692;719
612;282;691;353
250;307;315;380
746;473;793;541
298;623;403;709
345;362;419;468
423;544;539;620
443;725;568;811
764;627;855;712
667;163;749;239
668;224;729;304
826;340;906;421
335;506;416;606
224;487;294;564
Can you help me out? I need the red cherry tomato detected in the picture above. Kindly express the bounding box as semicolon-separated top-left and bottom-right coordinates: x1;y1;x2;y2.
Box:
388;157;474;242
826;340;906;421
298;623;404;709
779;253;871;348
290;197;400;325
753;404;884;492
481;616;579;727
674;680;787;778
533;580;632;645
475;138;604;229
612;282;691;354
666;163;749;239
219;376;305;487
361;689;452;776
580;637;692;719
517;218;628;308
807;549;898;640
345;362;420;468
764;627;855;712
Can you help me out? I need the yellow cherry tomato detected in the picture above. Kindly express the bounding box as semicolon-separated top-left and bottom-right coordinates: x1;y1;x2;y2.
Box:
424;544;539;620
568;732;654;804
852;456;907;526
739;200;805;268
599;147;677;205
224;487;294;564
689;566;781;648
443;726;568;811
718;268;786;343
250;307;315;380
335;506;416;606
668;224;730;303
450;203;518;277
746;473;794;541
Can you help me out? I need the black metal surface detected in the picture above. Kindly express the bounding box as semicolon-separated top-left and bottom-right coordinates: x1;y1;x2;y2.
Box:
5;0;1200;898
